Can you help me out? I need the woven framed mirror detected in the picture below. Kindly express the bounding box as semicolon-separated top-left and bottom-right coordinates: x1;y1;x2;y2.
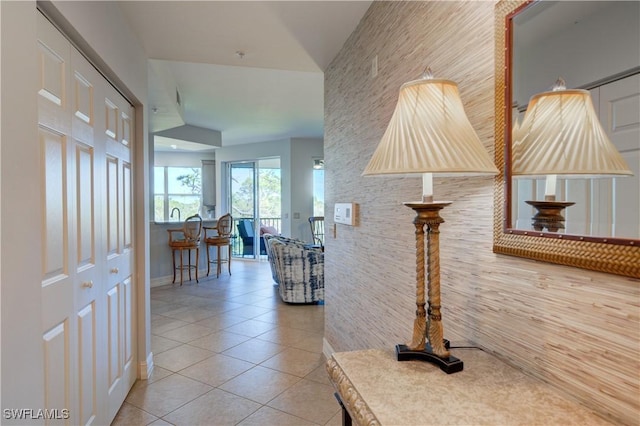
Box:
493;0;640;278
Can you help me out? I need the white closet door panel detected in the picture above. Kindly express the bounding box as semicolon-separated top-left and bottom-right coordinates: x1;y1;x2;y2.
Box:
37;16;67;111
38;16;77;424
103;88;132;294
38;44;65;106
123;162;132;251
70;48;106;426
106;284;121;390
43;322;71;426
73;71;93;126
41;128;69;284
74;140;100;315
76;143;95;270
104;90;135;421
71;69;95;167
103;91;133;162
104;98;118;141
121;110;132;147
123;277;133;364
106;276;135;422
77;303;97;426
70;46;100;289
106;156;120;258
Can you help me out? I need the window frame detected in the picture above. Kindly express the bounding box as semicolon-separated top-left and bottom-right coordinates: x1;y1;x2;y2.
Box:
313;159;325;217
154;165;202;222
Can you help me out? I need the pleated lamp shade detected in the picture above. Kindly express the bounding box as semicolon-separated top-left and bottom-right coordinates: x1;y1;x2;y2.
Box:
362;78;498;177
512;88;632;178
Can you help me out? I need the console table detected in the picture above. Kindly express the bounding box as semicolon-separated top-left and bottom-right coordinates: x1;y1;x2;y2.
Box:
326;348;611;426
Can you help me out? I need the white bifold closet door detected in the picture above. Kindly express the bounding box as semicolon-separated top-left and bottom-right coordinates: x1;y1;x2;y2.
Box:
37;12;136;426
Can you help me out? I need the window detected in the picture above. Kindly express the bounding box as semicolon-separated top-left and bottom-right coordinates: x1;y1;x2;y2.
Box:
154;166;202;221
313;159;324;217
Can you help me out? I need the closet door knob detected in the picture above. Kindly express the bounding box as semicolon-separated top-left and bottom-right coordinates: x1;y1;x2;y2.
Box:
110;267;119;274
82;281;94;288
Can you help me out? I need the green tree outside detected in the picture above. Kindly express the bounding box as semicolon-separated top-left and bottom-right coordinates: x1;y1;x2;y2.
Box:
154;166;202;221
231;168;281;220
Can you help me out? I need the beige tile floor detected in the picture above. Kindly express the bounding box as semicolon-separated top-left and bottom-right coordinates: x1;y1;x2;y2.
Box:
113;261;341;426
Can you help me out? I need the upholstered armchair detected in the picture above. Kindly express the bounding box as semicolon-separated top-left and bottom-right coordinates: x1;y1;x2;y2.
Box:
265;235;324;303
236;219;267;256
263;233;280;284
263;233;298;284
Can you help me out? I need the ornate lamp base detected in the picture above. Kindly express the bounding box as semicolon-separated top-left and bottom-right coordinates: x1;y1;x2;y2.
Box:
396;341;463;374
399;202;464;374
525;200;575;232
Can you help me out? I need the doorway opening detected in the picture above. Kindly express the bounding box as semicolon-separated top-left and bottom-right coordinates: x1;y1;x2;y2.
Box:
228;158;281;259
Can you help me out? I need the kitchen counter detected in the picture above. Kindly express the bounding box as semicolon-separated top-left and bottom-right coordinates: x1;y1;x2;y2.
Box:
149;219;218;285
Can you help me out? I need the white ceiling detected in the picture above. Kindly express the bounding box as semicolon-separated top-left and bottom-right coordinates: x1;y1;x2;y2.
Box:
117;1;372;150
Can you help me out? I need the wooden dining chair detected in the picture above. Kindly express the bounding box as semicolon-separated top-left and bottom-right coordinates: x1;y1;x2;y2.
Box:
167;214;203;285
203;213;233;277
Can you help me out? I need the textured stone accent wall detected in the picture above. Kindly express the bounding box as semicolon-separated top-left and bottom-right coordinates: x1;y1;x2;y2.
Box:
323;2;639;424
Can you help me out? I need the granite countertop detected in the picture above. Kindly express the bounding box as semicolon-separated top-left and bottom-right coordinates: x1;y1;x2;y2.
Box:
326;348;612;426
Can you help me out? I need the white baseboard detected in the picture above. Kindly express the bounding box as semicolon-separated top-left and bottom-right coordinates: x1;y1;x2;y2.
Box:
323;338;336;360
151;268;209;288
150;275;174;288
139;352;154;380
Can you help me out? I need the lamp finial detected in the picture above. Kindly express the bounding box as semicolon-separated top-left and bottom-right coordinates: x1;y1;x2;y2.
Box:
421;67;434;80
552;77;566;91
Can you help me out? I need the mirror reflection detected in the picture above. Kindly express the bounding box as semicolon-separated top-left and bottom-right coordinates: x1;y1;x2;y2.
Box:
509;1;640;239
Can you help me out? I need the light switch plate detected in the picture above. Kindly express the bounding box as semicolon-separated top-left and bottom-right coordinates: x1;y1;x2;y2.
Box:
334;203;357;226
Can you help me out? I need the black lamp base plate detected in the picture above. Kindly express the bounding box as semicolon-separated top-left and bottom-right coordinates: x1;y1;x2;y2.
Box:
396;341;464;374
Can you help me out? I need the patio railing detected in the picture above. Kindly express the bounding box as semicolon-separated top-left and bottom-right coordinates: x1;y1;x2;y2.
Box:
231;217;281;257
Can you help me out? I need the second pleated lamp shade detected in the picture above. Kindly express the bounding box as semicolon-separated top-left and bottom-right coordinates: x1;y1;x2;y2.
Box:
512;87;632;179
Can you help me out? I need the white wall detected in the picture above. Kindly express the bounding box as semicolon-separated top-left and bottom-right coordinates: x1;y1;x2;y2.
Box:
1;1;43;412
291;138;324;241
154;151;215;167
1;0;150;414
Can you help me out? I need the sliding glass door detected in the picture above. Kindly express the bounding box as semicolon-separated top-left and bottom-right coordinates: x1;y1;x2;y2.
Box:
228;159;281;259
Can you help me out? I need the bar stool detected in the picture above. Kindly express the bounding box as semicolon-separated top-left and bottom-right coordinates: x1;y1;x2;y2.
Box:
203;213;233;277
167;214;202;285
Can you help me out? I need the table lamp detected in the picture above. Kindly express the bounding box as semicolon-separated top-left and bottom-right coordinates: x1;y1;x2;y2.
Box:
363;69;498;374
512;78;632;232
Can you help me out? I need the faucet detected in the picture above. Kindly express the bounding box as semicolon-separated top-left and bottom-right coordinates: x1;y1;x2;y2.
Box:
170;207;181;222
